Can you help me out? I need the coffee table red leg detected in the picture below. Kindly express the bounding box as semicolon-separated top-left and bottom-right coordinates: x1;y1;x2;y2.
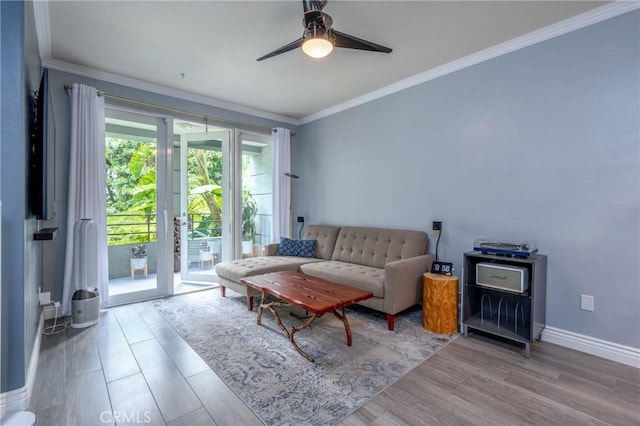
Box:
332;307;352;346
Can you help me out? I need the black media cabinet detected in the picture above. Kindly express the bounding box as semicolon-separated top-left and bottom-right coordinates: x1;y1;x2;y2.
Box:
462;251;547;358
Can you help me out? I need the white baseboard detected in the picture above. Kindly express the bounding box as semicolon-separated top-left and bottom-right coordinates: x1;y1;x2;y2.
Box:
542;326;640;369
42;303;62;321
0;313;43;417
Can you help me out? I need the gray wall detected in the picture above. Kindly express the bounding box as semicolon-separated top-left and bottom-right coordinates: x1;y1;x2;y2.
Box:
296;11;639;348
42;69;298;303
0;0;42;392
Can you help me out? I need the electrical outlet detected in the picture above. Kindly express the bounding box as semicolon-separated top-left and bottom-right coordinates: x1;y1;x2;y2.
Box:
39;291;51;306
432;221;442;231
580;294;594;311
297;216;304;223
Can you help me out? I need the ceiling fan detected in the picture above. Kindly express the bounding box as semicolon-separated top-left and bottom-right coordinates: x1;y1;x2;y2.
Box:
257;0;392;61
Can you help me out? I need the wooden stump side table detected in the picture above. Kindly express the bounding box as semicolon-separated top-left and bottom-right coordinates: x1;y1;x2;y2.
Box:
423;272;458;334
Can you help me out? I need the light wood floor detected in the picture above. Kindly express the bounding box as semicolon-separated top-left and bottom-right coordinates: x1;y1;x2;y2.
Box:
29;300;639;425
341;334;639;426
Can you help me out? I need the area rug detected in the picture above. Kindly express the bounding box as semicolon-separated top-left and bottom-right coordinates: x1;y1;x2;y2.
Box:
152;289;457;425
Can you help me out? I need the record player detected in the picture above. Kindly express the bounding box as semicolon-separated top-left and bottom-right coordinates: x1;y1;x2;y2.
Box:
473;239;537;257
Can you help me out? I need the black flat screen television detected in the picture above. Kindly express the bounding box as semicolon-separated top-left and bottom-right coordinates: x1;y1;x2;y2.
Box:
30;68;56;220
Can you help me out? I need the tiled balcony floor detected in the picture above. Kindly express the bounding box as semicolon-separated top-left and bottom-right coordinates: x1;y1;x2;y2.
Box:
109;270;218;296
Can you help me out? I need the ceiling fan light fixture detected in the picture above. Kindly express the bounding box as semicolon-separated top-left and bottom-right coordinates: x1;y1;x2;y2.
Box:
302;26;334;58
302;37;334;58
256;0;391;62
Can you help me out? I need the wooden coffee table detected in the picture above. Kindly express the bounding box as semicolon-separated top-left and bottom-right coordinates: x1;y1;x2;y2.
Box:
240;271;373;362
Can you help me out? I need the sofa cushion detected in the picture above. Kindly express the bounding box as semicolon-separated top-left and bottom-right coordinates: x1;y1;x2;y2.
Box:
300;261;385;298
331;227;428;269
277;237;316;257
215;256;322;283
303;225;341;260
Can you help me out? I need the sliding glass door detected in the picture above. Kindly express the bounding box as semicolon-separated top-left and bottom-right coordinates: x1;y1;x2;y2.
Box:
104;110;273;303
172;125;273;283
105;108;172;305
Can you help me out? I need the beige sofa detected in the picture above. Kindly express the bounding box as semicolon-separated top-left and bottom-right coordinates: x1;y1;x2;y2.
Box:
214;225;433;330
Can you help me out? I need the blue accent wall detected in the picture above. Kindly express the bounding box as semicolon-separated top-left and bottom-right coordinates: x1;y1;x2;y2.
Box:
297;11;639;348
0;0;42;393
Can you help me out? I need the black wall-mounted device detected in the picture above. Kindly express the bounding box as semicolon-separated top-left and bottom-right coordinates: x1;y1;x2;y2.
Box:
30;68;56;221
297;216;305;239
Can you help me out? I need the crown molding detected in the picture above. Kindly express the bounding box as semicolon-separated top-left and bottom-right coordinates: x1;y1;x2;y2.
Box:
43;58;300;126
33;0;638;127
300;1;640;125
32;0;298;125
32;0;51;64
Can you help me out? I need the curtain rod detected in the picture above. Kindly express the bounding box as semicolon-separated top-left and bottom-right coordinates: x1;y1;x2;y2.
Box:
63;84;290;134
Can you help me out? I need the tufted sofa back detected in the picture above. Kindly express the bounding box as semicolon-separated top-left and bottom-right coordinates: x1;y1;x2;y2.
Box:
303;225;341;260
330;226;429;269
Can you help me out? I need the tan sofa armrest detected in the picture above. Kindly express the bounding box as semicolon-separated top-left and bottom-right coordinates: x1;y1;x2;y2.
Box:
265;243;280;256
383;254;434;315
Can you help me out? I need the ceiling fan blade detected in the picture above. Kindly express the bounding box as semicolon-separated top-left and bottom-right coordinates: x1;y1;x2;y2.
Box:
257;37;304;61
332;30;392;53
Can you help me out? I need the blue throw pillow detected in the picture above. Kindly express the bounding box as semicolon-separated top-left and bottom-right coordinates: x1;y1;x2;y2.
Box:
277;237;316;258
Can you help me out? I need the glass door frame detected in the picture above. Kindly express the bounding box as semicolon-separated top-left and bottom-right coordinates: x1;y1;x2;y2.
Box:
106;107;173;306
179;130;231;282
176;127;273;266
234;130;273;259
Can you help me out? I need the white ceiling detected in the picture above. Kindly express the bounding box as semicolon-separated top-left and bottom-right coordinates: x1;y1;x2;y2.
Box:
38;1;614;123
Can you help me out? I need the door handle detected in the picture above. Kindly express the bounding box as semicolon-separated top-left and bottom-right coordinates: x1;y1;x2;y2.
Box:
163;210;168;237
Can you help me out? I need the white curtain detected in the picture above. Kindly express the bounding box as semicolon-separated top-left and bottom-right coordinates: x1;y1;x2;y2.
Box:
61;84;107;315
272;127;292;240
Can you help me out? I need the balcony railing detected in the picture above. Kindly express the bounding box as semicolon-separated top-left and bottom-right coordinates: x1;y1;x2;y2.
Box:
106;213;221;245
107;213;156;244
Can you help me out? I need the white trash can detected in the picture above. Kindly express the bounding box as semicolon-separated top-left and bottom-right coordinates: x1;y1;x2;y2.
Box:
71;289;99;328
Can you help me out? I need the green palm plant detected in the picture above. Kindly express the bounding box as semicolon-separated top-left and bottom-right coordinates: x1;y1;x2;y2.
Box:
189;150;222;219
128;144;157;214
242;189;257;240
189;184;222;237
